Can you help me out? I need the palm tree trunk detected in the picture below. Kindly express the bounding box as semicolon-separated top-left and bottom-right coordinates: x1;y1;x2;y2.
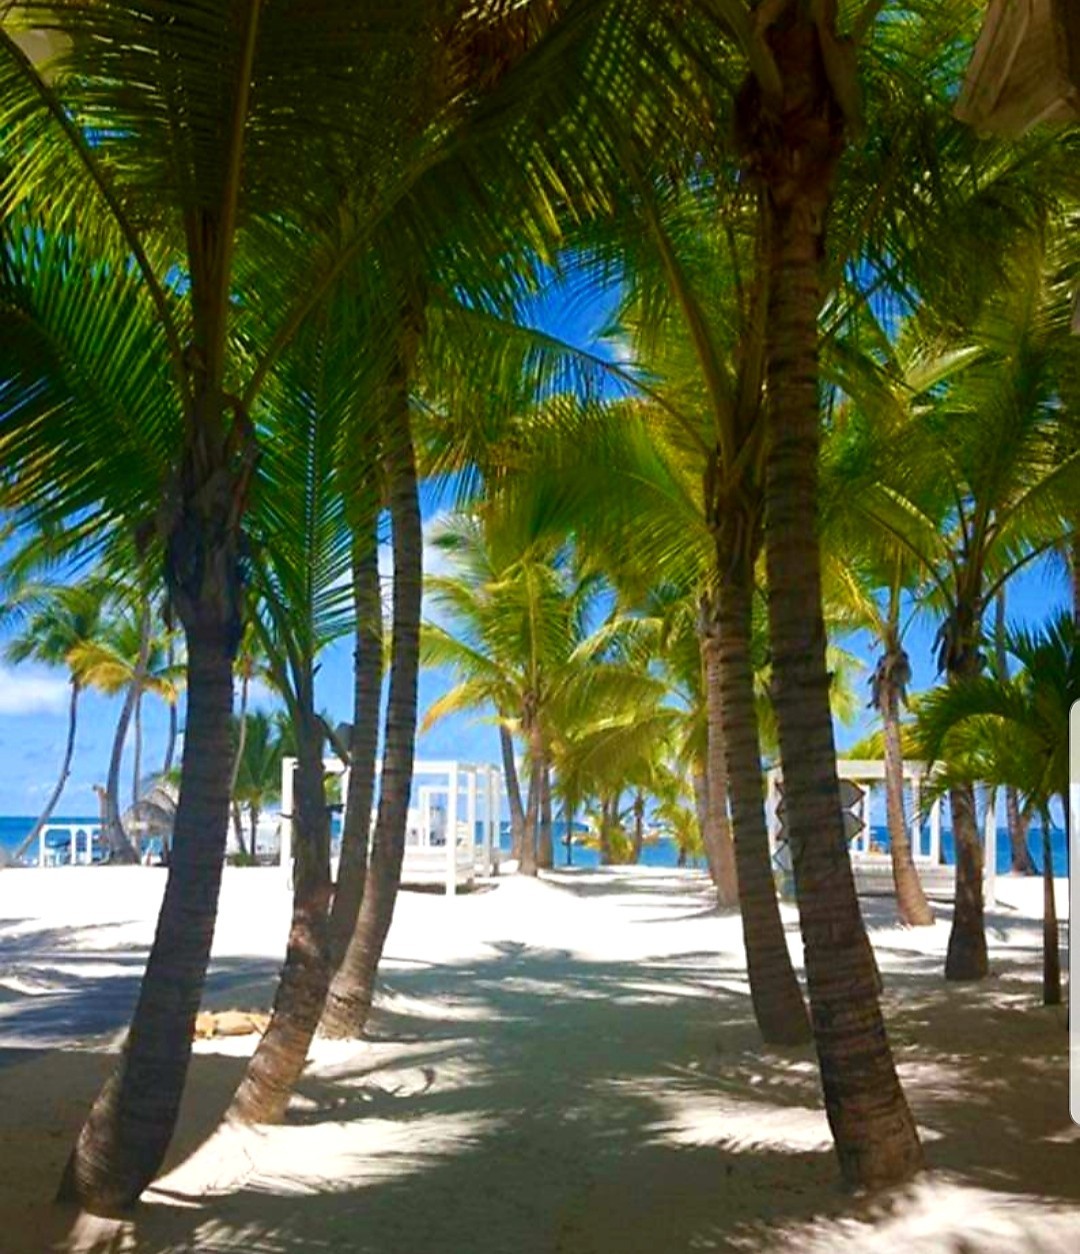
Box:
701;633;739;905
882;694;933;926
631;790;645;863
249;804;260;858
716;573;811;1045
161;635;178;778
103;680;141;864
944;780;988;979
500;723;526;862
325;522;383;973
231;801;248;858
229;670;251;816
598;794;615;865
519;727;540;876
59;617;237;1211
537;760;554;870
132;690;143;812
755;12;922;1185
692;767;709;852
320;405;422;1040
1042;813;1061;1006
1005;787;1035;874
229;702;331;1124
15;680;81;862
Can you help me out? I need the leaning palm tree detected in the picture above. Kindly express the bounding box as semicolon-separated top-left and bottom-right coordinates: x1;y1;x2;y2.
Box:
917;614;1077;1006
1;580;107;860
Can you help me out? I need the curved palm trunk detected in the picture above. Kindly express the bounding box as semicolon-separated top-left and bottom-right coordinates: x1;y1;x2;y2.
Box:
716;574;811;1045
229;704;331;1124
882;695;933;926
16;680;81;862
132;691;144;811
754;11;922;1186
702;633;739;905
59;618;237;1211
598;794;616;865
321;408;422;1040
325;524;383;973
944;780;988;980
1042;810;1061;1006
231;801;248;858
500;723;526;862
161;635;178;778
229;670;251;816
103;680;141;864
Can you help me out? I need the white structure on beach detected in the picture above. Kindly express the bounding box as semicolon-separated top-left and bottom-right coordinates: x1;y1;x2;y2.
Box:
766;758;999;907
279;757;505;897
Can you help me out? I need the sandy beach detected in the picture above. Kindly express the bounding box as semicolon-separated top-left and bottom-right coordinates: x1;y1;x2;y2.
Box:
0;864;1076;1253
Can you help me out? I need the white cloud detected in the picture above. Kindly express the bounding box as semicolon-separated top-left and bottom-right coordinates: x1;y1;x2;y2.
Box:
0;666;69;715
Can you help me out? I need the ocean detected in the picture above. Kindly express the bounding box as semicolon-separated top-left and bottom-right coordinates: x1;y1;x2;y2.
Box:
0;814;1069;874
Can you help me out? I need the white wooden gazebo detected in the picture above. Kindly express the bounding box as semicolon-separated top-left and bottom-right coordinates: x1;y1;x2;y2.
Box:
279;757;505;896
766;759;999;907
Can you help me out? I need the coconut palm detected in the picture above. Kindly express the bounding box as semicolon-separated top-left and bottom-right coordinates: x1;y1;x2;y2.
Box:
917;614;1077;1005
848;251;1079;982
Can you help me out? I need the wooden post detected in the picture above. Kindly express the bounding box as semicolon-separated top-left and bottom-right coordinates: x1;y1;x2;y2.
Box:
446;761;459;897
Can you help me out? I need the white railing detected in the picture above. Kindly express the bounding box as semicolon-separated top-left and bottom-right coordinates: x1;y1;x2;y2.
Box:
35;824;100;867
766;759;999;907
279;757;505;897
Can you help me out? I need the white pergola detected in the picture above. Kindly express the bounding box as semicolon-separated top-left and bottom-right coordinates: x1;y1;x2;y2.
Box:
766;758;999;907
279;757;505;896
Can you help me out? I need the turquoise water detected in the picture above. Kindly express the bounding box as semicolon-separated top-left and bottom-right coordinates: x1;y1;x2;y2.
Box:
0;814;1068;873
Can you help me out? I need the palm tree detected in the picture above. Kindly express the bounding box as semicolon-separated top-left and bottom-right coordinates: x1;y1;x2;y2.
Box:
850;253;1079;981
320;377;423;1041
230;711;288;858
2;581;106;860
917;614;1077;1005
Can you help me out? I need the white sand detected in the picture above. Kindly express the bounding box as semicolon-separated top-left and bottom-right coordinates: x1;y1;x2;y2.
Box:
0;864;1076;1253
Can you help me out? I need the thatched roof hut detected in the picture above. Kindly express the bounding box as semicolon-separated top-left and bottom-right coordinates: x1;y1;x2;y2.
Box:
957;0;1080;136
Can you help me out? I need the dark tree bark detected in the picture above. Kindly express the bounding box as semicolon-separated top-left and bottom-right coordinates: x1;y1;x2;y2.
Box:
880;679;933;926
716;573;811;1045
15;680;81;863
1005;786;1035;874
701;629;739;906
537;762;554;869
325;518;383;973
748;5;922;1187
1042;810;1061;1006
500;723;527;863
518;716;541;876
231;801;248;858
59;614;238;1211
321;405;422;1040
229;703;331;1124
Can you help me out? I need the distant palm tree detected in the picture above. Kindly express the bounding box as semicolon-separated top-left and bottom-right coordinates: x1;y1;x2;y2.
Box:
230;711;288;859
3;582;107;860
918;614;1078;1005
